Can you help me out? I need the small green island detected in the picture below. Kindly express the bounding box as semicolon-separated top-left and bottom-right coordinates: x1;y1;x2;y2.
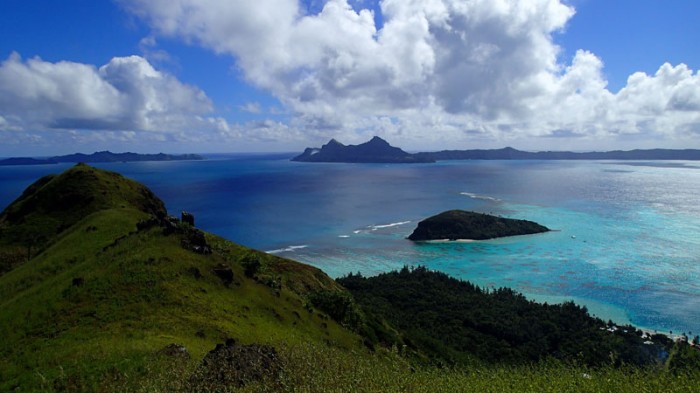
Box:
408;209;550;241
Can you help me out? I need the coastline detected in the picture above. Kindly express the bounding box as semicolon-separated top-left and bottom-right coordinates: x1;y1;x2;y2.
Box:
519;293;683;342
410;231;559;243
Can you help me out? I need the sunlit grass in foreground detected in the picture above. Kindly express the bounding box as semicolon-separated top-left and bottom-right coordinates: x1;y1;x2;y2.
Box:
128;344;700;393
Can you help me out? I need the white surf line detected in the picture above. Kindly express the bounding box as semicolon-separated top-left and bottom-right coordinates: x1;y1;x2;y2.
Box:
266;245;309;254
460;192;501;202
369;221;412;231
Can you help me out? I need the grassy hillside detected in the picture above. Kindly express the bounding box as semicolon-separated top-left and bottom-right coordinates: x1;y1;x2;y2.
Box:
0;164;698;392
0;164;362;391
0;163;166;274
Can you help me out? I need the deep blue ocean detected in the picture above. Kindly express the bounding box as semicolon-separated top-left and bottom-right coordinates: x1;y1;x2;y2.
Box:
2;155;699;335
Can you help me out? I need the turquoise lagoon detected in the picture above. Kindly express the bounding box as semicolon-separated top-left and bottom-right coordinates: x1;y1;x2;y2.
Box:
1;156;698;335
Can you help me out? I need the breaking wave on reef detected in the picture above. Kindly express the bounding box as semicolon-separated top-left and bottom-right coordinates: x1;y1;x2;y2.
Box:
266;245;309;254
369;221;411;230
460;192;501;202
351;221;412;234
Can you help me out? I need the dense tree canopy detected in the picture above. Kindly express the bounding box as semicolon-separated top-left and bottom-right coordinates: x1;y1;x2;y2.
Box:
339;266;672;367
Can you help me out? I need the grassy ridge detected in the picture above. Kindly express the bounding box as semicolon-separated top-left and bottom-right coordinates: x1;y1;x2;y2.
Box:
0;219;362;390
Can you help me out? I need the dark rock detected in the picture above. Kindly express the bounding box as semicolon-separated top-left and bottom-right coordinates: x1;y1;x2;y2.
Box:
181;211;195;227
181;228;212;254
136;217;159;231
189;229;206;246
157;343;190;359
212;263;234;286
189;341;280;390
161;215;180;234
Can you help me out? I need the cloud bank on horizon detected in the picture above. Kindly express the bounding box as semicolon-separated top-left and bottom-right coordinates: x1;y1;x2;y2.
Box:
1;0;699;153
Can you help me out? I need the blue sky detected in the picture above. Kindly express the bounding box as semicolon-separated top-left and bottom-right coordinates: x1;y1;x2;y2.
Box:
559;1;698;91
0;0;699;155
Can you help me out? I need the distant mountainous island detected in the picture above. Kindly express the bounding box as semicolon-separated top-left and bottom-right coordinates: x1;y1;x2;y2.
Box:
0;151;203;166
291;136;435;163
408;210;550;241
293;137;700;163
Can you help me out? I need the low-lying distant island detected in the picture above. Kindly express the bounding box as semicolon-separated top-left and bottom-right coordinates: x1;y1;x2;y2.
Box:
0;151;204;166
408;210;550;241
293;136;700;164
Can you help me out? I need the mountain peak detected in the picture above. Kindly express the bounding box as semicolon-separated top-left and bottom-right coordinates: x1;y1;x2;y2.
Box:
319;139;346;152
366;136;390;146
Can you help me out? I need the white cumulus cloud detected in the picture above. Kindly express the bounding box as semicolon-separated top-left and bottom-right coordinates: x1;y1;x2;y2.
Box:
114;0;700;148
0;52;214;133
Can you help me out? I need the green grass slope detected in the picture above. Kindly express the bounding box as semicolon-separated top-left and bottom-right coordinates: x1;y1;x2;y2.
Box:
0;164;362;391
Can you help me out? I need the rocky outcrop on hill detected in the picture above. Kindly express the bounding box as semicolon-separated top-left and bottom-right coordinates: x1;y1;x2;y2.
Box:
189;339;280;390
137;211;212;254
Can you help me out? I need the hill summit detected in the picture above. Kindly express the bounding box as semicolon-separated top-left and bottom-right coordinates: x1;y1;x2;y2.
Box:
0;163;166;273
291;136;434;163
